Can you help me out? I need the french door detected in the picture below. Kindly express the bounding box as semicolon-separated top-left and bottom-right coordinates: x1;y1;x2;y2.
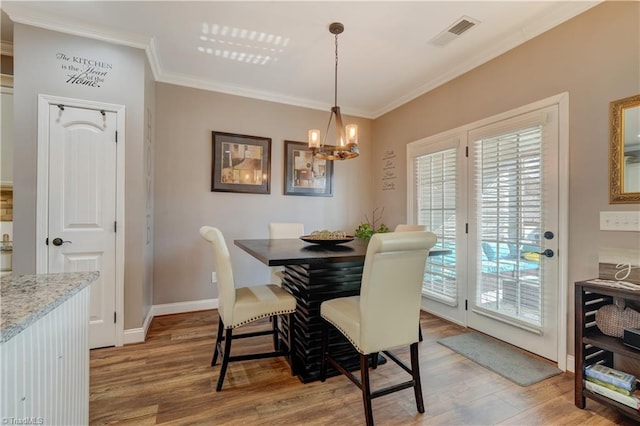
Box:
408;136;467;326
466;106;559;361
408;94;567;364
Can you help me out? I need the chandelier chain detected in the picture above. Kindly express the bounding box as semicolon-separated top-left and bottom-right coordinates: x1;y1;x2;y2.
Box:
334;32;339;108
307;22;359;160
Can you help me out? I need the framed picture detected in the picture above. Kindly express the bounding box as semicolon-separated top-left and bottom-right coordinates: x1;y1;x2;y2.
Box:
212;131;271;194
284;140;333;196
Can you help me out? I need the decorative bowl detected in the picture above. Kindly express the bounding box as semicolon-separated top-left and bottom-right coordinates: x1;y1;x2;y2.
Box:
300;235;355;246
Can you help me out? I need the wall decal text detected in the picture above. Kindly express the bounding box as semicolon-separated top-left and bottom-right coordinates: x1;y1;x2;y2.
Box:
57;53;113;88
381;150;397;191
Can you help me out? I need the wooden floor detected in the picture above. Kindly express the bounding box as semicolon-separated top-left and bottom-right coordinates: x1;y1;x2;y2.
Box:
90;310;636;425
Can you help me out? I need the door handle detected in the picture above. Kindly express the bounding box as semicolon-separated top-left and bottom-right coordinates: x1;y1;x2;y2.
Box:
538;249;554;258
51;238;72;246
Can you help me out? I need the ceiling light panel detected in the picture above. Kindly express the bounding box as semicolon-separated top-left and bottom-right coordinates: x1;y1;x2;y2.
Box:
198;22;290;65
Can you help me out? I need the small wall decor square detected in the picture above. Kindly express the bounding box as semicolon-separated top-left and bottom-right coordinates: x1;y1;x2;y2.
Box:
211;131;271;194
284;140;333;197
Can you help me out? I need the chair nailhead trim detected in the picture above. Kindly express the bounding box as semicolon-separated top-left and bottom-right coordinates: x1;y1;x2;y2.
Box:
320;314;364;354
228;309;296;329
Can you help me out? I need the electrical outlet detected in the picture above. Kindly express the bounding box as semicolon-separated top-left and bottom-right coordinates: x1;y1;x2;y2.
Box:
600;211;640;231
211;272;217;283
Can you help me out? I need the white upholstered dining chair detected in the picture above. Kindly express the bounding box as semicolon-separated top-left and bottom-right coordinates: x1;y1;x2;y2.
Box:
319;231;437;426
394;223;429;341
268;222;305;285
394;224;427;232
200;226;297;391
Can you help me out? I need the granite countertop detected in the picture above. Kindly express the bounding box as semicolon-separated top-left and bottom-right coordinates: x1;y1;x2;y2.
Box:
0;271;99;343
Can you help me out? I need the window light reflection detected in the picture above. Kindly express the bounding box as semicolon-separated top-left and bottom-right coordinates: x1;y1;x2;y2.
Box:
198;22;289;65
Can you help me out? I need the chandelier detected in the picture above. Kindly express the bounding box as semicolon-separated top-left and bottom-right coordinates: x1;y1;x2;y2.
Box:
308;22;359;161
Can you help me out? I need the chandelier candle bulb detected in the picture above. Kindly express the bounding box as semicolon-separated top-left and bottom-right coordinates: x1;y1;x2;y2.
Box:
346;124;358;145
309;129;320;148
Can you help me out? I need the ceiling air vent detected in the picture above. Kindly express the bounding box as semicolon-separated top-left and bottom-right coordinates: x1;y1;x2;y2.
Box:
428;15;479;47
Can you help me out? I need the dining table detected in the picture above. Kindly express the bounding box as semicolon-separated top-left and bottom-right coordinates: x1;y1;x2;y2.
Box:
234;236;451;383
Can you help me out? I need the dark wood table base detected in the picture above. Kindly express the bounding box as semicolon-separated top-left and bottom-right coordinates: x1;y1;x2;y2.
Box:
282;261;378;383
233;238;447;383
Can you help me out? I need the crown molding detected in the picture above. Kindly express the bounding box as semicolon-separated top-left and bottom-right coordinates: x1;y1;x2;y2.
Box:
3;3;150;51
372;0;602;118
1;2;372;118
2;0;603;120
4;3;162;83
155;70;372;119
144;37;161;82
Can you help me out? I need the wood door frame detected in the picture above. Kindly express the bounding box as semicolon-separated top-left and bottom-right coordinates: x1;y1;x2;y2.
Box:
36;94;125;347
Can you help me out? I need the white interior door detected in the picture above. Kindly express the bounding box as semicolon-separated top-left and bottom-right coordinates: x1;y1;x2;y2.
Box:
47;103;118;349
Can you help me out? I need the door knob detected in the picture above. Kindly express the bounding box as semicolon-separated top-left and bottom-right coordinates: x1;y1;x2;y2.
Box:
543;231;554;240
52;238;72;246
538;249;554;258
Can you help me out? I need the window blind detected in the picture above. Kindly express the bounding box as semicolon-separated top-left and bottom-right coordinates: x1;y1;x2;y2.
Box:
473;125;543;326
415;149;457;301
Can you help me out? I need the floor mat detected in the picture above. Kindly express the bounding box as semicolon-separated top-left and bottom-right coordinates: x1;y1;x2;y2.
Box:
438;332;562;386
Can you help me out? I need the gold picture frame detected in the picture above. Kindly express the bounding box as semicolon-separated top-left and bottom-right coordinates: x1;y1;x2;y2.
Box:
610;94;640;203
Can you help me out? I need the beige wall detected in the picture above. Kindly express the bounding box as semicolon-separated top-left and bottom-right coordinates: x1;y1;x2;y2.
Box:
12;24;152;329
372;1;640;356
153;83;373;304
8;1;638;346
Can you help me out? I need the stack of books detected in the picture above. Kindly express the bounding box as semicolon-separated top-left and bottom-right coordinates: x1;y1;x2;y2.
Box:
584;364;640;410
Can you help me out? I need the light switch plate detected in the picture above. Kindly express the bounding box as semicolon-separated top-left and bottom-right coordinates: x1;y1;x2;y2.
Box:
212;272;217;283
600;211;640;231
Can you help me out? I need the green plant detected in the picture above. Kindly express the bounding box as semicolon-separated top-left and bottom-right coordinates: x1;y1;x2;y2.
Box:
355;208;389;239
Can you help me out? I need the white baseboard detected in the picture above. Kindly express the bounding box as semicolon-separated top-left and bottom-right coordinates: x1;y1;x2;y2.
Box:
122;307;154;345
123;327;146;345
566;354;575;373
150;298;219;317
122;298;219;345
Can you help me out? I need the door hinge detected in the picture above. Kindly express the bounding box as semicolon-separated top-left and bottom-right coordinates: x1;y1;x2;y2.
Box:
465;300;468;311
114;312;117;323
465;146;469;157
115;131;118;143
465;223;468;234
114;221;117;233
